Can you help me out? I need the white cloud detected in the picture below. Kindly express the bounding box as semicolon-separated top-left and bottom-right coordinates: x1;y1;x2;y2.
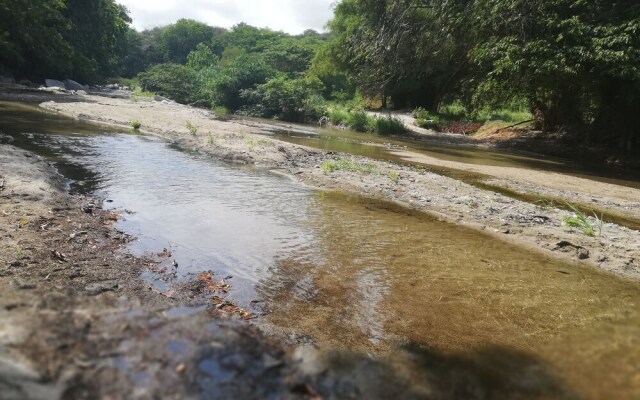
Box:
117;0;336;34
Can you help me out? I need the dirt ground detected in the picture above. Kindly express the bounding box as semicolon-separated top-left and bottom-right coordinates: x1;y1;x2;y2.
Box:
38;92;640;280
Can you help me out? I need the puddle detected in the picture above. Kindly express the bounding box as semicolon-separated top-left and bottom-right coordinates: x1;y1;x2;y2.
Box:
2;101;640;399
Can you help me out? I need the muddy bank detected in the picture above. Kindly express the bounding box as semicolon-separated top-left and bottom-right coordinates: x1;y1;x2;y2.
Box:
38;94;640;280
0;144;357;399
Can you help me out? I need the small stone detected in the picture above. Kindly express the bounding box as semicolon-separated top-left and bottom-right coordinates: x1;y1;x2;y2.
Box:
13;281;36;290
577;248;590;260
175;363;187;374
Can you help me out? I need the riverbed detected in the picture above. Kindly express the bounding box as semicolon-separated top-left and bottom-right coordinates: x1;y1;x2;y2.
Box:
2;100;640;399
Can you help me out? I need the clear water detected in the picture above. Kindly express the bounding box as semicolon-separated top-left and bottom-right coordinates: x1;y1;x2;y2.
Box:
2;102;640;399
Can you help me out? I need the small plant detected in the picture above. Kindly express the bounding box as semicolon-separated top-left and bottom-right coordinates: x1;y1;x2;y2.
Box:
244;138;275;148
205;133;216;145
346;111;374;132
130;120;141;130
389;170;399;183
16;246;25;259
212;105;230;116
562;203;603;237
186;121;199;136
321;156;378;174
375;116;406;135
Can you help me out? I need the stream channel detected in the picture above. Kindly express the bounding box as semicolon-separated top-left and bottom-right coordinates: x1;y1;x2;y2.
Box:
2;101;639;399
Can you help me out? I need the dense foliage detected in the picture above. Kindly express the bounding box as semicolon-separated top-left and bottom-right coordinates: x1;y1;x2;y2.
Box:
326;0;640;153
0;0;131;81
1;0;638;153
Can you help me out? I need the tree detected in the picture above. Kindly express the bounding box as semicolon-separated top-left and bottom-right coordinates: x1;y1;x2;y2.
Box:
63;0;131;81
0;0;132;82
160;19;220;64
0;0;72;79
326;0;472;110
470;0;640;151
208;55;276;111
243;74;326;122
137;63;197;104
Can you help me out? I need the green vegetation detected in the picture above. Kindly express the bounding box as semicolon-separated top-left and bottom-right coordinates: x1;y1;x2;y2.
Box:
244;138;276;148
0;0;131;82
2;1;638;153
326;0;640;153
562;204;603;238
321;156;378;174
389;170;399;183
186;121;199;135
130;120;141;130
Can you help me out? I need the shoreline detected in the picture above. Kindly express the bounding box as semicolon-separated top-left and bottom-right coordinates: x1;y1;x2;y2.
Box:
33;93;640;281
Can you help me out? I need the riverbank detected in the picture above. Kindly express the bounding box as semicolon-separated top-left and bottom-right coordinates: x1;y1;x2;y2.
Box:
0;144;340;398
36;93;640;281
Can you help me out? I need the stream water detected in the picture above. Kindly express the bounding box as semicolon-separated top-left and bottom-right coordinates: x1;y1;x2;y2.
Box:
2;101;639;399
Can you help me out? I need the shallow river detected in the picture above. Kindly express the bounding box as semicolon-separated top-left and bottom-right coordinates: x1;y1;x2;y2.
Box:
2;102;639;399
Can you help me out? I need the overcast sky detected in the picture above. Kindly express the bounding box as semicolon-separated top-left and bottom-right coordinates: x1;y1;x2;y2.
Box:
116;0;336;34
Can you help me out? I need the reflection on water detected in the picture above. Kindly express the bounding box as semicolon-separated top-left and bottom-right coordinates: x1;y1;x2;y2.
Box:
2;102;640;399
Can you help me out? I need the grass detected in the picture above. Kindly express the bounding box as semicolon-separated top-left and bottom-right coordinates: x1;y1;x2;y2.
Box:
244;138;276;148
375;116;406;135
205;133;216;146
389;170;399;183
562;203;603;237
212;105;230;116
130;120;141;131
326;106;407;135
186;121;199;136
411;102;532;134
321;156;378;174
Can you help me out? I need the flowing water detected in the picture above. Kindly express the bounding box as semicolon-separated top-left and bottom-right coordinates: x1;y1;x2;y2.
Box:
2;102;640;399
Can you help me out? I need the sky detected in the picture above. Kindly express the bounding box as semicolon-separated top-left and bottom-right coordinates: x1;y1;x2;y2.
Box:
116;0;336;34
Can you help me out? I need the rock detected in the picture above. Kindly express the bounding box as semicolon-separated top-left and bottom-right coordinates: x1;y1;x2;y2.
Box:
12;281;36;290
0;134;14;144
45;79;65;89
63;79;87;91
577;248;590;260
81;203;96;214
85;282;119;296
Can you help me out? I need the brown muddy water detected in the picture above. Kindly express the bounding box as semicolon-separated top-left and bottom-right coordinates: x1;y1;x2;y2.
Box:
2;102;640;399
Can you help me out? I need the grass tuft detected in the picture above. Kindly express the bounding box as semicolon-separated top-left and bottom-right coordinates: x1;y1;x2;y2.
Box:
321;156;378;174
562;203;603;237
186;121;199;136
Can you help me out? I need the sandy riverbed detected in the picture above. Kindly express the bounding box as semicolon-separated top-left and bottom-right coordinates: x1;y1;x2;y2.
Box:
38;93;640;280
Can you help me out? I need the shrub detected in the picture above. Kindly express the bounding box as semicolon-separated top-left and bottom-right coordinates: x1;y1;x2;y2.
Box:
186;121;198;135
346;111;373;132
328;107;350;125
375;116;406;135
130;120;141;130
137;63;198;104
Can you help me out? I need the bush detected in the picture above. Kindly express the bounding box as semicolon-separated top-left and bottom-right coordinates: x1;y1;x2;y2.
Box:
137;63;198;104
248;74;326;122
346;111;373;132
328;107;350;125
130;120;141;130
375;116;406;135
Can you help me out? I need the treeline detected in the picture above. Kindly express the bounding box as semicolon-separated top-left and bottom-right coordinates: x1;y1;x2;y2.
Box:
0;0;131;82
326;0;640;153
125;21;347;124
2;0;639;153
